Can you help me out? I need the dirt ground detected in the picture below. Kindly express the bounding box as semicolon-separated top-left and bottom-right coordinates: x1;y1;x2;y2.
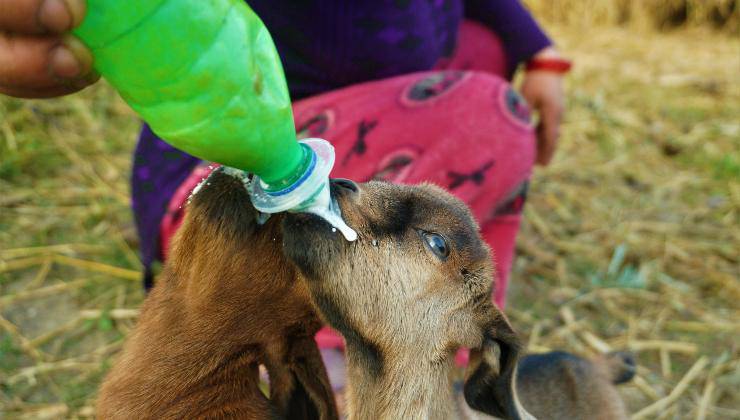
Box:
1;22;738;419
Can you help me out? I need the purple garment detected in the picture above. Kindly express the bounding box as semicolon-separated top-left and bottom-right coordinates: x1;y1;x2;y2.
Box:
131;0;552;278
249;0;551;98
131;125;200;285
463;0;552;76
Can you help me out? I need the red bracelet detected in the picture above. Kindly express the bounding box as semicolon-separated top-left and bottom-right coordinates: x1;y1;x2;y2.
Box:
525;57;573;74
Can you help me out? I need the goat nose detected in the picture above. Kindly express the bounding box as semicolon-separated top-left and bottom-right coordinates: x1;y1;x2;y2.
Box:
331;178;359;193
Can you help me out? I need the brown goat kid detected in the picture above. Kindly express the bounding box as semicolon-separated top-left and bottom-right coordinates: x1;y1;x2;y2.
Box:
459;350;636;419
96;168;338;420
514;351;635;420
282;180;634;420
282;181;531;420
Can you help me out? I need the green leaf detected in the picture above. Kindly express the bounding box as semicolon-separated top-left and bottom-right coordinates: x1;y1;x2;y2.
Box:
607;244;627;278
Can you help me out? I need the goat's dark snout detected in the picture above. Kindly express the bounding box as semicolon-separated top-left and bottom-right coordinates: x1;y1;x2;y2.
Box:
608;351;636;384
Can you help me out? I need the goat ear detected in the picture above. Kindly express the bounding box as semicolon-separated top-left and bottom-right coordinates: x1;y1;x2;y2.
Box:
463;312;533;420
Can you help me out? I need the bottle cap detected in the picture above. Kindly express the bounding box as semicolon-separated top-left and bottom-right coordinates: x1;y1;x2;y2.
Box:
249;138;334;214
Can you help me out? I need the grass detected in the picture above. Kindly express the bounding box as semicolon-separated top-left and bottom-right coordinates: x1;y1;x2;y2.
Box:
1;23;739;420
525;0;739;33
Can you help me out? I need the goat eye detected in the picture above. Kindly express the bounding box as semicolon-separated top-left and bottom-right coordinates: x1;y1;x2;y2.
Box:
420;231;450;260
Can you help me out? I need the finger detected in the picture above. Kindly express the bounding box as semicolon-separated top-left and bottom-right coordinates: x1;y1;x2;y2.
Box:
0;78;93;98
0;33;94;94
0;0;86;34
535;102;563;166
535;123;552;166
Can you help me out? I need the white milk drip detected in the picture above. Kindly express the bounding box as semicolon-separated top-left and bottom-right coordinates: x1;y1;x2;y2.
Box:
305;198;358;242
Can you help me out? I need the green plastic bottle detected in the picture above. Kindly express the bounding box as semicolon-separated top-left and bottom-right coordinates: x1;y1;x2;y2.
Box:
73;0;302;186
72;0;357;240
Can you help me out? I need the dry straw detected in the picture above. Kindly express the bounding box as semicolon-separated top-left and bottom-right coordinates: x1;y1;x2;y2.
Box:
1;2;739;418
525;0;739;33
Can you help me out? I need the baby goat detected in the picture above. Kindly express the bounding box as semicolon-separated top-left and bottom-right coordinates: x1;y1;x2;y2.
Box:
282;180;633;419
97;168;337;419
282;180;529;419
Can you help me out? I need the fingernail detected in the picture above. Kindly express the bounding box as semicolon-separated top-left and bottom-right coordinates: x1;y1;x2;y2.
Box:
53;35;95;80
64;0;87;29
38;0;73;33
50;45;82;79
50;35;97;89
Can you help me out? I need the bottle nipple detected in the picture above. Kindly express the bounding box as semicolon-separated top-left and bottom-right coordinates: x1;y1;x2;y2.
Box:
249;138;358;241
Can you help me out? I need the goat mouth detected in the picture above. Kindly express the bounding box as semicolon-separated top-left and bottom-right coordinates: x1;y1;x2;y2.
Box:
283;211;332;236
281;204;349;282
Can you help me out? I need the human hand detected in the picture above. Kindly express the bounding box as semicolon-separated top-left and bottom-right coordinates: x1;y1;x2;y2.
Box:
0;0;97;98
520;47;567;166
